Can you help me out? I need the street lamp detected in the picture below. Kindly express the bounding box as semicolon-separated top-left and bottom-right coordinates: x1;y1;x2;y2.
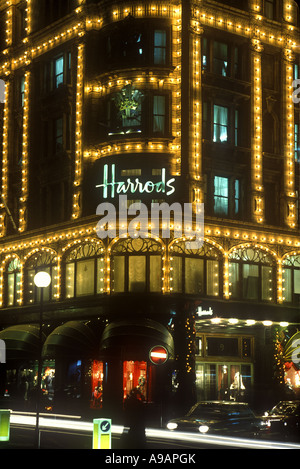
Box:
34;271;51;449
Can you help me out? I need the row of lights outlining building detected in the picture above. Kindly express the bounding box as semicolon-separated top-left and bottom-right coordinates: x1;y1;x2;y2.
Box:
0;0;300;424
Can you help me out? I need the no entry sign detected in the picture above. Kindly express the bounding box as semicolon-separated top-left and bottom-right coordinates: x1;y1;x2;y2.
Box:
149;346;168;365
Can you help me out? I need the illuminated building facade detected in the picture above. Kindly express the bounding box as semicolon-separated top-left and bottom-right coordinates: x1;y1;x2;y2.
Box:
0;0;299;421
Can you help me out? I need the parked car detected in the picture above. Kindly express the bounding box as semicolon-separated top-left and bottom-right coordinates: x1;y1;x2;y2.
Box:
261;400;300;442
166;401;263;438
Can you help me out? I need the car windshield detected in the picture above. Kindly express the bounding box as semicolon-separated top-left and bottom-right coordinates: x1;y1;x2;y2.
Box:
187;403;253;419
270;402;300;416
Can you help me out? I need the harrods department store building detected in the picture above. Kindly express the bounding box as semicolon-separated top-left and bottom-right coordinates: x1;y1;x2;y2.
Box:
0;0;300;421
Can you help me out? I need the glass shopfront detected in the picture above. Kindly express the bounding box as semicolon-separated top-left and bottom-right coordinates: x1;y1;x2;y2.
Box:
195;362;253;401
195;333;254;402
123;361;152;402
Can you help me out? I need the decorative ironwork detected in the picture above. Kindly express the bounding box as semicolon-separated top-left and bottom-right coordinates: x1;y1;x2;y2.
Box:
170;241;222;258
229;248;275;265
65;241;104;262
26;251;57;268
283;255;300;267
7;258;21;272
112;237;162;254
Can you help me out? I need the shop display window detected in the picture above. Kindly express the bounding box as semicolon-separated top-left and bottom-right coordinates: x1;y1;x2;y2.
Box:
123;361;150;402
91;360;104;409
195;362;253;401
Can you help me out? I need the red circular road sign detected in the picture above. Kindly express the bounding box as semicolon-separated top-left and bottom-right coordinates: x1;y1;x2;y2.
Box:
149;346;168;365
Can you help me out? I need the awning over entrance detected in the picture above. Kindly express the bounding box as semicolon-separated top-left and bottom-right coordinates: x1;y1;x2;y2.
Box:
100;318;174;359
0;324;44;360
42;321;97;359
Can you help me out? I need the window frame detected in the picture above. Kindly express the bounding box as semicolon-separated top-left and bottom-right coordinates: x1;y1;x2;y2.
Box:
64;243;105;299
229;249;276;302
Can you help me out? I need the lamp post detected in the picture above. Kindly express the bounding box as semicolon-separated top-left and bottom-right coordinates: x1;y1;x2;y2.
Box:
33;271;51;449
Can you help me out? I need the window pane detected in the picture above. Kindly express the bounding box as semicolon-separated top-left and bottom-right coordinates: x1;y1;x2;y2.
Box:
185;258;204;294
15;272;21;304
235;179;240;215
76;259;95;296
129;256;146;292
213;42;228;76
150;256;161;292
55;117;63;152
113;256;125;292
153;95;166;133
243;264;259;300
154;30;166;65
66;263;75;298
213;105;228;142
229;262;239;298
283;267;292;302
294;270;300;294
171;256;182;292
214;176;229;216
55;56;64;87
202;38;208;71
206;260;219;296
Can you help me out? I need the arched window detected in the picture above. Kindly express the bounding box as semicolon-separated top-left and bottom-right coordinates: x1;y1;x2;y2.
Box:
229;248;275;301
169;242;222;296
5;258;21;306
111;238;162;293
26;251;58;303
64;241;105;298
282;255;300;303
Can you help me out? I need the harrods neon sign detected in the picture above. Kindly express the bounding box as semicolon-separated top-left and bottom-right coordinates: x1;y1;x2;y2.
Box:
96;164;176;199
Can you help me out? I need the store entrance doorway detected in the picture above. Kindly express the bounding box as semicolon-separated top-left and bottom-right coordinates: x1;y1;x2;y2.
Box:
195;362;253;402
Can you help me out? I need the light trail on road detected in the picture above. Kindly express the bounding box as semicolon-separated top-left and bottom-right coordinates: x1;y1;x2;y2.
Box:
8;411;300;449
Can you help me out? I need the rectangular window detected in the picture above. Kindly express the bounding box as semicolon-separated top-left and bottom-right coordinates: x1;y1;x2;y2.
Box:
235;110;239;146
213;105;228;142
76;259;95;296
206;337;239;357
20;76;25;107
113;256;125;292
234;46;239;79
213;42;228;77
229;262;240;298
243;264;259;300
171;256;182;293
55;117;63;153
55;56;64;88
154;30;167;65
294;270;300;294
214;176;229;216
265;0;275;19
235;179;240;215
153;95;166;133
203;102;208;139
129;256;146;292
202;37;208;71
185;258;204;294
66;263;75;298
149;256;162;292
283;267;292;302
206;260;219;296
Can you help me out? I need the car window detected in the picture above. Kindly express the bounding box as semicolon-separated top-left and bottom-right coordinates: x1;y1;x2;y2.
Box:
188;404;253;419
270;402;299;416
